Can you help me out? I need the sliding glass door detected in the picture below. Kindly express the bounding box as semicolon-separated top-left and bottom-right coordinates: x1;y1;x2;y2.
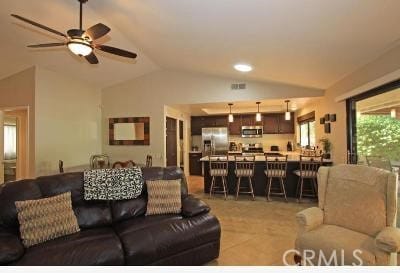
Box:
347;80;400;169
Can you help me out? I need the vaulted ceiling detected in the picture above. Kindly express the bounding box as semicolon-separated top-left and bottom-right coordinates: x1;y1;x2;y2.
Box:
1;0;400;89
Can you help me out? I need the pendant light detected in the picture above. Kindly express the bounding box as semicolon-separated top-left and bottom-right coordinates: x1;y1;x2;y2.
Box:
228;103;234;123
285;100;291;121
256;102;262;122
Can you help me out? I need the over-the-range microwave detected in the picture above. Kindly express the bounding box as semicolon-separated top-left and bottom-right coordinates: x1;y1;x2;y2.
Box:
241;126;263;138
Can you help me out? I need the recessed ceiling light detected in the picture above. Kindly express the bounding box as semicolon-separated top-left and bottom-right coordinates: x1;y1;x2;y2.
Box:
234;63;253;72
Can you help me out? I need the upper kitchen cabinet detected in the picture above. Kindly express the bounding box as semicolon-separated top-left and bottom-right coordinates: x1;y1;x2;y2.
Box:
278;112;295;134
191;115;228;135
191;116;202;135
228;115;242;135
263;114;279;134
241;114;262;126
213;115;228;127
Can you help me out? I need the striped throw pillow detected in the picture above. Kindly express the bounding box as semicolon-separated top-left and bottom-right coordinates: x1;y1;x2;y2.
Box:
146;179;182;216
15;192;80;248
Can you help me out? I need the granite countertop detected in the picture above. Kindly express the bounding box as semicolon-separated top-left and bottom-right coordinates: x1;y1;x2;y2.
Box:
200;152;333;163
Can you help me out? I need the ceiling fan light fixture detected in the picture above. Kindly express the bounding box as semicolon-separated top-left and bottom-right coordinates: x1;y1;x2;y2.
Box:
67;39;93;56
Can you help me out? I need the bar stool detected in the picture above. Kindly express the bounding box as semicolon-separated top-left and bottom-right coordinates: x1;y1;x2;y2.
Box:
294;155;323;202
234;156;255;200
265;155;288;202
209;156;229;200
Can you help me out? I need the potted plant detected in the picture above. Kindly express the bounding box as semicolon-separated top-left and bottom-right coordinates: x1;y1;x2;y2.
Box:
320;137;332;159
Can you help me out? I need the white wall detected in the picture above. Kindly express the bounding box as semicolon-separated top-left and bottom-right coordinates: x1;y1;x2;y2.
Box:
102;69;324;167
0;67;35;177
35;67;102;176
295;44;400;164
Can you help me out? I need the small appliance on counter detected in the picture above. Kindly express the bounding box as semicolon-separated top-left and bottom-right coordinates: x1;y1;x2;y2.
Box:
287;141;293;151
270;145;279;152
242;143;264;156
229;141;238;151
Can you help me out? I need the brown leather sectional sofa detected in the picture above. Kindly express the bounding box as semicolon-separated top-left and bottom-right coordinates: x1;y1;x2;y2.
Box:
0;167;221;265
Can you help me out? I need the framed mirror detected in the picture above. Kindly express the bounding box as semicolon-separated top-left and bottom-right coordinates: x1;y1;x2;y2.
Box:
109;117;150;145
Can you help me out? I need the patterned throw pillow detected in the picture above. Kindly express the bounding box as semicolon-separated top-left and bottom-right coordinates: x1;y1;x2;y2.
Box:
15;192;80;248
146;179;182;216
84;167;144;200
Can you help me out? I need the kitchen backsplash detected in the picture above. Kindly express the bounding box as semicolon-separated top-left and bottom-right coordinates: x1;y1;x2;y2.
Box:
191;134;296;152
229;134;296;151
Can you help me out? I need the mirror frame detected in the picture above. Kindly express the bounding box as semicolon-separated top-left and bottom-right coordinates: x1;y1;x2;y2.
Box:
109;117;150;145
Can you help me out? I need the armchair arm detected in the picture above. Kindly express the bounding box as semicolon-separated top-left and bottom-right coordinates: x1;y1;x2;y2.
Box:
181;195;210;217
296;207;324;233
375;227;400;253
0;228;24;265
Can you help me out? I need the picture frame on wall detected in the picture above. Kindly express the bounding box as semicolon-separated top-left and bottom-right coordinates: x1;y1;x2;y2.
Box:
330;114;337;122
320;117;325;124
324;123;331;134
324;114;330;121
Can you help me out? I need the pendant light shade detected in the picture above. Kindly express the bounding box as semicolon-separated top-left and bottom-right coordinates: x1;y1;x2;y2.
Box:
285;100;291;121
228;103;234;123
255;102;262;122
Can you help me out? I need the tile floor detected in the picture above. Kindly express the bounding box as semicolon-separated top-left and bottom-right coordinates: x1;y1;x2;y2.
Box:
188;175;312;265
187;175;400;266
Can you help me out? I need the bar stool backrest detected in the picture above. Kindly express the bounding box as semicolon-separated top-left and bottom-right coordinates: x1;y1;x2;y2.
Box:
234;156;255;170
234;156;255;177
300;155;323;178
209;156;229;172
265;155;288;177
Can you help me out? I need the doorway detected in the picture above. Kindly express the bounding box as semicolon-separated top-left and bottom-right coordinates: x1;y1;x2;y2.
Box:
166;117;177;167
179;120;184;170
1;108;29;183
347;80;400;168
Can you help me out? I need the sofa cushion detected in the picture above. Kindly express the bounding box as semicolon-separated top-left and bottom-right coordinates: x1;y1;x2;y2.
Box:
0;179;42;230
111;196;147;222
36;172;113;229
12;227;124;265
114;213;221;265
15;192;80;248
295;224;383;265
146;179;181;216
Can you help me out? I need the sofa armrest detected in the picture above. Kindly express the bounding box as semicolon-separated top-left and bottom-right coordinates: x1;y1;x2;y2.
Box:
296;207;324;233
181;195;210;217
0;229;24;265
375;227;400;253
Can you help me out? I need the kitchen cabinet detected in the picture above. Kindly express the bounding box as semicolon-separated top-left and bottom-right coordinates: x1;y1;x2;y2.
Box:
189;152;203;175
228;115;242;135
191;113;294;135
191;115;228;135
191;116;203;135
263;114;279;134
278;112;295;134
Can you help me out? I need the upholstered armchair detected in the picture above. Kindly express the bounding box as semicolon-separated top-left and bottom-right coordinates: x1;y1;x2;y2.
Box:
295;164;400;266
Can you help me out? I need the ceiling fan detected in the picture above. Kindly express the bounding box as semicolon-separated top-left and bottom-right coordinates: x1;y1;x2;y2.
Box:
11;0;137;64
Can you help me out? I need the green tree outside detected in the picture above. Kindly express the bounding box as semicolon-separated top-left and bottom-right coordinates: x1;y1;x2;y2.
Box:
357;115;400;161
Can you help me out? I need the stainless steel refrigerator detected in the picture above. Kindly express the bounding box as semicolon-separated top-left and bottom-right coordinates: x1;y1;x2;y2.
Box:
202;127;229;156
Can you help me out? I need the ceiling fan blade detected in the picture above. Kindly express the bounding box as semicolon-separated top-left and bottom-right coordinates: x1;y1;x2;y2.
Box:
85;23;110;40
11;14;67;38
96;45;137;59
27;42;65;48
85;52;99;64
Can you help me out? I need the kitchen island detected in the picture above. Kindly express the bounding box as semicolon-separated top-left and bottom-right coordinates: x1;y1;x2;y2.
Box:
200;153;333;198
